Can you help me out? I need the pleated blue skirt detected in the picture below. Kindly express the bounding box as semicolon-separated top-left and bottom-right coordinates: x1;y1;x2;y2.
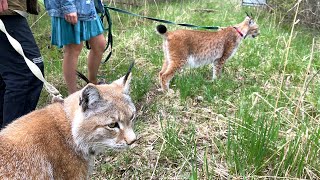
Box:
51;16;104;48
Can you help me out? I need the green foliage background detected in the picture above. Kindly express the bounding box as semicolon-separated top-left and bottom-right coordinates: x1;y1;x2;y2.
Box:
28;0;320;179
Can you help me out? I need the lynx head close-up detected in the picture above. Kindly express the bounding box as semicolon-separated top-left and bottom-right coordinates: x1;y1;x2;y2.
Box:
69;66;137;155
240;12;260;38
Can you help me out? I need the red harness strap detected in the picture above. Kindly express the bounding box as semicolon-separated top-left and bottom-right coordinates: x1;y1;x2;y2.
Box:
233;27;244;37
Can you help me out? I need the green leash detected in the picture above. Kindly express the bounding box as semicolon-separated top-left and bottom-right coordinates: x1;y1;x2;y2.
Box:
87;5;221;63
85;6;113;63
105;6;221;30
102;6;113;63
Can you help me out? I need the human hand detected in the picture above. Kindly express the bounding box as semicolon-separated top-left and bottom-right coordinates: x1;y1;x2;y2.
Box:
0;0;8;13
64;12;78;25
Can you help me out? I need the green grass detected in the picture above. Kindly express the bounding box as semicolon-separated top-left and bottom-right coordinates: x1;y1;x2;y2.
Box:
28;0;320;179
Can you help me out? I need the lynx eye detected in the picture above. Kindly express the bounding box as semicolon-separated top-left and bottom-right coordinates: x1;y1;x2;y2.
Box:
107;122;119;129
249;19;254;25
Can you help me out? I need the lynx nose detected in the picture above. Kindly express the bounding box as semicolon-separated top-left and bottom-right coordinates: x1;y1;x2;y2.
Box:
125;129;136;145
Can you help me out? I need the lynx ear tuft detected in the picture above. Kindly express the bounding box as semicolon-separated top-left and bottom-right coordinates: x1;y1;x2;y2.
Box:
79;84;102;112
245;11;250;17
245;12;254;19
124;61;134;83
112;61;134;94
76;70;90;84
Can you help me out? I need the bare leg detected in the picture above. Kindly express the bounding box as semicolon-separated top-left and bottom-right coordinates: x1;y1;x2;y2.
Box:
63;43;83;94
87;34;106;84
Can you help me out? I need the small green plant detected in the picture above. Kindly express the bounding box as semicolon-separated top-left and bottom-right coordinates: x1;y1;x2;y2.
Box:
227;102;280;175
160;119;184;160
189;134;198;180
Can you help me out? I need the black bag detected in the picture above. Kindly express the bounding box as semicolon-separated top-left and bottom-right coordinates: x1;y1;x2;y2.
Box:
27;0;39;15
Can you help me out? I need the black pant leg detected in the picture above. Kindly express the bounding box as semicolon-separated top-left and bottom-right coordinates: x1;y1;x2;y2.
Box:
0;15;44;128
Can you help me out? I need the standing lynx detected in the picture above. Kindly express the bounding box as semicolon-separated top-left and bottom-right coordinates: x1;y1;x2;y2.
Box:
156;14;260;92
0;66;136;179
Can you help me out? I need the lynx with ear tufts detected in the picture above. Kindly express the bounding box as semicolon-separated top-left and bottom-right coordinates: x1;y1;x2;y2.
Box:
0;64;136;179
156;14;260;92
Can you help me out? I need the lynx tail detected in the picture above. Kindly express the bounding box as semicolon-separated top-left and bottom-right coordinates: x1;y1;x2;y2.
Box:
156;24;167;34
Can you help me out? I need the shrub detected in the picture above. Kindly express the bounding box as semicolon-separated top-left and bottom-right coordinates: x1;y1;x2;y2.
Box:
268;0;320;30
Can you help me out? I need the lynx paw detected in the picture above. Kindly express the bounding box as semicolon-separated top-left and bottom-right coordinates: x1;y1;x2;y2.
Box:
157;88;174;94
51;95;64;104
168;88;175;94
212;74;218;80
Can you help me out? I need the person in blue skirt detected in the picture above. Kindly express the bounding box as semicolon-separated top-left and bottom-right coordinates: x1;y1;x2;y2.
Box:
44;0;106;94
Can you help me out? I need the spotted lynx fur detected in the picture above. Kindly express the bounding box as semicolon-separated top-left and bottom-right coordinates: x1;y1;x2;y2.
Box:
0;65;136;179
156;14;259;91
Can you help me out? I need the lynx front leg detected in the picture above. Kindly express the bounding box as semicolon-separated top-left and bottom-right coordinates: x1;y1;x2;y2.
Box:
159;64;180;93
159;60;168;86
211;60;223;80
214;51;233;79
212;64;218;80
214;63;224;79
